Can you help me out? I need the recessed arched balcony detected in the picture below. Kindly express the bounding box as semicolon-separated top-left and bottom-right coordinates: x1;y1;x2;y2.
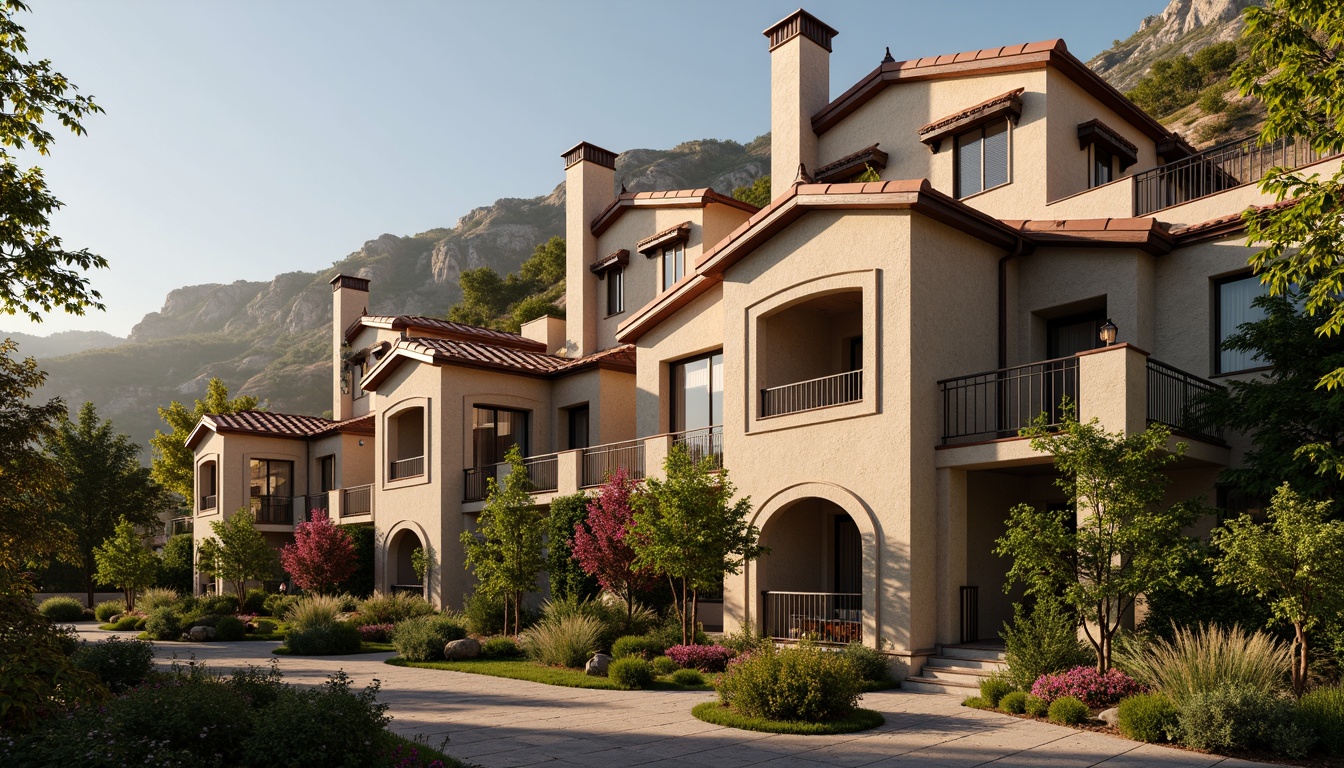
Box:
758;290;864;418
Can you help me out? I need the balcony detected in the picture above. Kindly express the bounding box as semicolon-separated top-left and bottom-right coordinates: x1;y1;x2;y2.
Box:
672;426;723;469
1134;133;1331;215
582;439;645;488
389;455;424;481
462;454;563;502
341;484;373;518
761;591;862;644
1147;359;1224;443
761;370;863;418
305;492;329;517
939;356;1079;443
250;495;294;525
200;494;217;512
168;516;192;537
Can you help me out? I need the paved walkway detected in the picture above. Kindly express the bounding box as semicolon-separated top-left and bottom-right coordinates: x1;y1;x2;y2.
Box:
74;625;1270;768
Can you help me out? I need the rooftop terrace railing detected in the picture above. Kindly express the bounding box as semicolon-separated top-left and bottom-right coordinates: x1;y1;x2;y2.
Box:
1133;133;1331;215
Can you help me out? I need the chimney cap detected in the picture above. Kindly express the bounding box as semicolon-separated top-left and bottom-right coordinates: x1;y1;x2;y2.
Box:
764;9;838;52
882;46;895;64
562;141;618;170
330;274;370;292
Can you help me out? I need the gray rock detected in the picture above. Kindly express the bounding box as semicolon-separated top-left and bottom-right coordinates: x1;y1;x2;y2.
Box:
1098;707;1119;727
444;638;481;660
585;653;612;677
187;625;217;642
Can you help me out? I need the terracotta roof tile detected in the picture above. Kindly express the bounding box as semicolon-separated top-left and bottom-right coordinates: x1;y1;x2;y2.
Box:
919;88;1025;136
396;338;636;378
345;315;543;351
209;410;334;438
636;221;692;251
590;187;757;236
1170;199;1297;241
813;143;888;183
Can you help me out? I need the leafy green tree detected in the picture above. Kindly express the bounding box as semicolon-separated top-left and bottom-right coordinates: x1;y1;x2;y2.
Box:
150;378;259;500
1213;484;1344;697
996;412;1201;671
545;492;599;602
732;175;770;208
93;517;158;611
631;445;763;645
1234;1;1344;393
1207;292;1344;505
519;236;566;287
46;401;168;606
1126;41;1239;118
448;237;567;332
0;1;106;323
156;533;193;594
197;510;278;602
460;446;545;635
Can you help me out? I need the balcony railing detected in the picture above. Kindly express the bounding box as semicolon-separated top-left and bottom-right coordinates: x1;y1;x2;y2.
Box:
672;426;723;469
389;455;424;481
1134;133;1331;215
582;439;645;487
761;591;862;644
761;370;862;417
343;484;373;516
305;492;329;517
200;494;217;512
251;495;294;525
1147;359;1225;442
939;357;1079;444
463;467;489;502
524;454;559;492
168;516;192;537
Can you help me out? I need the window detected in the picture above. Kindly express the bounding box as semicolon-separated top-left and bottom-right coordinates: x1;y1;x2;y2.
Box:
606;266;625;315
352;361;365;400
1092;145;1114;188
317;455;335;493
198;460;217;511
567;405;590;450
662;243;685;291
249;459;294;524
954;119;1010;198
1216;274;1268;374
472;406;528;466
671;352;723;432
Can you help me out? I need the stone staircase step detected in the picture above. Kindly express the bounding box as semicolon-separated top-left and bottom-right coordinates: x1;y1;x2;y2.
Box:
925;655;1006;672
918;666;994;686
902;675;979;695
937;645;1007;662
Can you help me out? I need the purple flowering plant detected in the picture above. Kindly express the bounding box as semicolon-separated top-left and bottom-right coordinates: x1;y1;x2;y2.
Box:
1030;666;1142;708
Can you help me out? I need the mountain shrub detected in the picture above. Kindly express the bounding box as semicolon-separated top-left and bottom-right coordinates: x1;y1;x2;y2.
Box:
37;596;84;622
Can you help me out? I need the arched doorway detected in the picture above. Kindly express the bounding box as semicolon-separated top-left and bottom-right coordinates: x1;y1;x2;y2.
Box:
387;527;425;596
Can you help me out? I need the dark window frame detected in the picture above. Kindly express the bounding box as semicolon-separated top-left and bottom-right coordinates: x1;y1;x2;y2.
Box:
566;404;590;450
249;458;294;499
1091;144;1114;188
606;266;625;316
669;350;724;433
953;117;1012;199
317;455;335;493
662;243;686;292
1213;272;1272;376
471;405;530;467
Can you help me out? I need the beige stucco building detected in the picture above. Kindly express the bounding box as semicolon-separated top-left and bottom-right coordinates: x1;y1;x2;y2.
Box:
185;9;1334;686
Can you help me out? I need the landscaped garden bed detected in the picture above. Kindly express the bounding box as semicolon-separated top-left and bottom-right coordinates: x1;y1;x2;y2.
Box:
387;656;713;691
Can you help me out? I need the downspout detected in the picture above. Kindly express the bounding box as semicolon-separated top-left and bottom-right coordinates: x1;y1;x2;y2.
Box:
998;235;1027;369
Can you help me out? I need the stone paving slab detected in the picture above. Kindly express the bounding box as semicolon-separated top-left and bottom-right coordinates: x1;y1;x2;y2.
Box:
72;625;1273;768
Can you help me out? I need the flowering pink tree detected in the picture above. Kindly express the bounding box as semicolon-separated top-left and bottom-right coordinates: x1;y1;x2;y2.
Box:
571;468;658;619
280;511;357;594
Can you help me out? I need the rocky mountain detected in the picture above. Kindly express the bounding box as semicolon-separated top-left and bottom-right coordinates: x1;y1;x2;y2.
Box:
28;137;771;455
0;329;124;358
1088;0;1258;92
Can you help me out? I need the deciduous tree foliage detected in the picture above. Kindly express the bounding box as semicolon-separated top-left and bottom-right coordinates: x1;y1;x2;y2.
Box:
156;533;193;594
93;517;158;611
631;446;763;646
198;510;278;602
1213;484;1344;698
572;469;657;620
460;446;545;635
280;512;357;594
46;401;168;606
731;176;771;208
545;492;599;602
996;412;1201;672
447;237;566;333
150;378;259;500
1234;2;1344;395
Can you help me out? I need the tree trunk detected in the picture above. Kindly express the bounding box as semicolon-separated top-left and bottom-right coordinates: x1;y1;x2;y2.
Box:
691;588;699;643
1294;623;1307;698
124;587;134;612
85;560;95;610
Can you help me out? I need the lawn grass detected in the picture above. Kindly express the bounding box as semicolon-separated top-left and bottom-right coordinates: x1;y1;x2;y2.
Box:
691;702;885;734
386;657;714;691
386;733;470;768
273;642;396;656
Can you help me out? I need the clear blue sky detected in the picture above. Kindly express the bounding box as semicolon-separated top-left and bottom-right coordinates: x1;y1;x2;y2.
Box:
6;0;1168;337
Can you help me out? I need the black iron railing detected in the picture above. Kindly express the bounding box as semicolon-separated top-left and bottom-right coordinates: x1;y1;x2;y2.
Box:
343;485;372;516
1134;134;1330;215
761;591;862;644
939;357;1079;444
582;439;645;487
672;426;723;468
761;370;863;417
389;455;424;481
305;492;329;517
1147;359;1225;442
463;468;488;502
523;454;558;492
960;586;980;645
251;495;294;525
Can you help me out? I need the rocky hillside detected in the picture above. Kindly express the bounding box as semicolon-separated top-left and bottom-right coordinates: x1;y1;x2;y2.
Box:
1089;0;1257;92
1;329;123;358
22;137;770;454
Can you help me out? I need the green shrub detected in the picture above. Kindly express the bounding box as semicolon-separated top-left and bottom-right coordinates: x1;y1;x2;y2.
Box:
652;655;680;676
716;643;861;723
1002;598;1092;690
263;593;298;619
521;614;602;669
36;596;85;622
283;621;361;656
462;589;535;636
842;642;889;683
197;594;239;615
671;668;705;686
252;619;277;635
1047;696;1090;725
1117;693;1178;743
109;615;140;631
225;661;285;709
1025;694;1049;717
1197;85;1228;114
609;657;654;689
648;611;708;648
962;696;990;709
1178;683;1312;756
144;608;183;641
138;587;179;612
52;625;80;656
979;673;1016;707
1115;623;1291;707
476;636;519;658
390;615;467;662
542;595;656;653
999;691;1029;714
188;613;221;628
612;634;664;660
241;672;391;766
355;591;436;626
93;600;125;622
286;594;345;631
215;615;246;641
71;637;155;692
1297;685;1344;756
719;622;769;655
243;588;268;615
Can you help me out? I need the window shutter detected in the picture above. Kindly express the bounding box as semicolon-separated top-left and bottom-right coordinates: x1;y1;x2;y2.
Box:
983;120;1009;190
956;131;982;197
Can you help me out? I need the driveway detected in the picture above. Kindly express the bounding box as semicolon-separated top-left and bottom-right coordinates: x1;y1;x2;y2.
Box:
73;626;1271;768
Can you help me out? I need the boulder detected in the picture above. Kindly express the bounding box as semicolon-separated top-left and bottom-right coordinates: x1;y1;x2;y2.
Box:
187;625;217;642
585;652;612;677
1098;707;1119;727
444;638;481;660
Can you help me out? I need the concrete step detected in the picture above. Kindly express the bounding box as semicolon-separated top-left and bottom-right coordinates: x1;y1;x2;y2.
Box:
925;655;1007;672
938;644;1007;662
917;666;995;686
902;675;979;695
